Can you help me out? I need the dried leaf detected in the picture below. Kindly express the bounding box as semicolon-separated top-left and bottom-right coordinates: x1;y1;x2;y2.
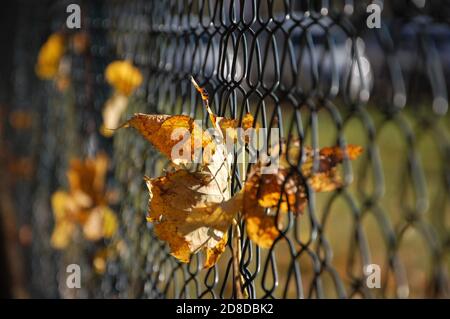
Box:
242;144;362;248
123;113;216;165
51;219;76;249
105;60;143;96
83;206;118;241
50;153;118;249
245;215;279;249
128;77;363;263
145;150;241;267
217;113;257;143
36;33;66;80
204;232;228;268
245;166;306;215
130;78;250;267
93;248;108;274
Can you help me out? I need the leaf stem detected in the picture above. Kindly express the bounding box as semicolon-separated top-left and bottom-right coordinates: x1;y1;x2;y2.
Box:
232;218;245;299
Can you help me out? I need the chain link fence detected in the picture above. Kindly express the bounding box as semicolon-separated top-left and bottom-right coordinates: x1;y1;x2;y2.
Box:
0;0;449;298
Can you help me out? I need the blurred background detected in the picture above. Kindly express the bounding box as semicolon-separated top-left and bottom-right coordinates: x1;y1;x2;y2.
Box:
0;0;449;298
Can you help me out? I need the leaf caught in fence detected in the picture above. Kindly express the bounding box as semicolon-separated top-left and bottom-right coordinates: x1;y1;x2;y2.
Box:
242;144;363;247
124;77;363;264
122;78;254;267
123;113;215;164
144;144;241;267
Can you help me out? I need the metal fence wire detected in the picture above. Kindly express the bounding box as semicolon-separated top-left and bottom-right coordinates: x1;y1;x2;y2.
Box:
1;0;449;299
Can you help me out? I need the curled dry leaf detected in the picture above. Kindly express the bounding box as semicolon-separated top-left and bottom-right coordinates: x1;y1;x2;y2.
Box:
145;165;241;267
50;153;118;249
143;128;242;267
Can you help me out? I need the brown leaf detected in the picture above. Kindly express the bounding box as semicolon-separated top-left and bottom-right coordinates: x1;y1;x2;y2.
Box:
245;214;279;249
204;232;228;268
145;150;241;267
50;153;118;249
217;113;257;143
129;77;363;261
123;113;216;165
242;144;362;248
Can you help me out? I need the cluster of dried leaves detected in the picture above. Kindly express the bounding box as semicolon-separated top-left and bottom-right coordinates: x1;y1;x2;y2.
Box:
37;36;140;272
118;78;362;268
51;153;118;250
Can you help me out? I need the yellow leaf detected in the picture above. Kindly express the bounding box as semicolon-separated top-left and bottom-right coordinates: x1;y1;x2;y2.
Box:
123;113;216;165
204;232;228;268
102;206;118;239
93;248;108;274
66;152;108;205
51;220;75;249
36;33;66;80
217;113;257;143
50;153;117;249
245;215;279;249
244;166;306;216
145;152;240;267
51;191;71;221
105;60;143;96
242;144;363;248
83;206;118;241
